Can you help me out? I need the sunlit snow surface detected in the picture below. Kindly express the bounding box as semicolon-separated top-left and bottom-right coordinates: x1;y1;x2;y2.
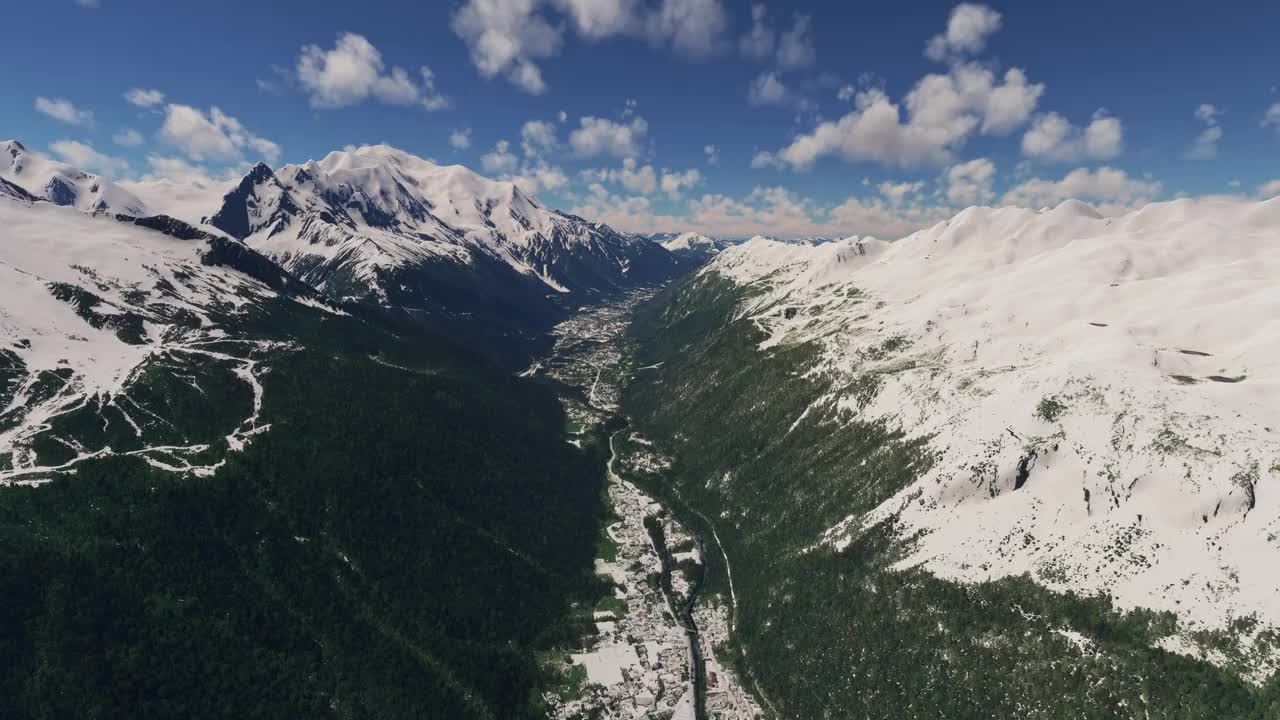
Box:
707;196;1280;679
0;196;320;483
231;144;643;299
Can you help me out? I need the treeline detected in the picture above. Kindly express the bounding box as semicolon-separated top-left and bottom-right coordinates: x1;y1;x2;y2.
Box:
0;300;611;718
621;271;1280;719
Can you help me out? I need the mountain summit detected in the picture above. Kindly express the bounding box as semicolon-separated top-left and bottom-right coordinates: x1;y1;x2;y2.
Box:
204;144;680;359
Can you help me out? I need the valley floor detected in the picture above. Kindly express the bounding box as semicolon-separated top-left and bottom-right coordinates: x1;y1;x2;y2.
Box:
530;290;761;720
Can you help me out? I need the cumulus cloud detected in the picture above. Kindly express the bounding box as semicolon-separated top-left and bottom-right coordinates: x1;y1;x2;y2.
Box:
35;97;93;126
1001;166;1160;209
451;0;560;94
647;0;729;57
747;71;791;107
1261;103;1280;129
582;158;657;194
877;180;924;206
112;128;144;147
837;84;855;102
451;0;727;94
521;119;559;157
739;3;774;59
481;140;520;174
739;5;814;69
1259;179;1280;198
704;144;719;164
124;88;165;108
159;104;280;164
775;13;816;68
660;168;702;198
925;3;1002;62
944;157;995;205
297;33;449;110
569;116;648;158
509;162;569;195
49;140;129;176
1021;111;1123;162
581;160;701;198
758;64;1042;171
570;182;950;239
449;128;472;150
1186;103;1222;160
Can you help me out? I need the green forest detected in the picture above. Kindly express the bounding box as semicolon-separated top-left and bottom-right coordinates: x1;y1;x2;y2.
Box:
0;298;611;719
620;271;1280;720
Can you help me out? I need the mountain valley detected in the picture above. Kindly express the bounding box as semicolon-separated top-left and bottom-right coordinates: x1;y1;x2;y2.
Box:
2;138;1279;720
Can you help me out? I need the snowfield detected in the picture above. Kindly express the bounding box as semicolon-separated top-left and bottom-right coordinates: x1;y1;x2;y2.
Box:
706;196;1280;679
204;144;674;302
0;193;320;483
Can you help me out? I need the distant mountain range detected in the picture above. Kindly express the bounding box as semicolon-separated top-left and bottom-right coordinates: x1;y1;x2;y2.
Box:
2;140;685;365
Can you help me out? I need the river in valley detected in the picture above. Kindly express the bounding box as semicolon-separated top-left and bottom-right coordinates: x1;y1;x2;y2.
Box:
528;290;762;720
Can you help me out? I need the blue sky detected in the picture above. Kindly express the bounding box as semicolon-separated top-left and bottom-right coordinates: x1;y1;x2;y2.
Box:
4;0;1279;237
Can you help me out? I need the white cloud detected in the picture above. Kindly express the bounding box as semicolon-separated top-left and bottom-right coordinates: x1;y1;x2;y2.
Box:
141;156;209;182
553;0;640;38
75;0;100;7
739;5;813;69
750;150;781;169
49;140;129;176
1001;166;1160;209
660;168;702;198
1259;179;1280;198
481;140;520;174
509;162;569;195
569;116;648;158
747;71;790;107
925;3;1002;61
739;3;774;59
646;0;729;58
449;127;472;150
945;157;995;205
1261;103;1280;128
760;64;1041;171
124;88;165;108
837;84;855;102
569;182;950;239
981;69;1043;134
582;158;658;194
451;0;727;94
776;13;816;68
35;97;93;126
1021;111;1123;162
619;160;658;194
877;180;924;206
297;33;449;110
159;104;280;164
1194;103;1220;124
704;144;719;164
521;119;559;157
1187;104;1222;160
451;0;561;94
112;128;144;147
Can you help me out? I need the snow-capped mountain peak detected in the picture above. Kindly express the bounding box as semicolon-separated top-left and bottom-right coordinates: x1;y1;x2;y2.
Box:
206;144;679;310
0;140;147;216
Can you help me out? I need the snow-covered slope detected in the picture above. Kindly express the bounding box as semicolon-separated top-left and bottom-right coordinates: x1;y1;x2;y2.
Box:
207;145;679;307
0;140;148;216
0;192;336;484
703;196;1280;677
656;231;728;267
659;231;725;254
